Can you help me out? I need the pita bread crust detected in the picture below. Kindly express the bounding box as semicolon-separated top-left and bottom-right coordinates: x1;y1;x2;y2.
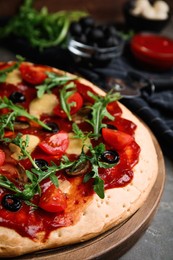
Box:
0;64;158;257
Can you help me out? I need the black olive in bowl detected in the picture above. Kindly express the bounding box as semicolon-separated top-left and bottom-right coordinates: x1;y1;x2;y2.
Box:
123;0;171;32
68;16;125;67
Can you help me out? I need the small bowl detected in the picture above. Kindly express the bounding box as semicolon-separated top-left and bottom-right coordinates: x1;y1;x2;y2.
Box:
130;33;173;70
68;35;124;67
123;0;170;32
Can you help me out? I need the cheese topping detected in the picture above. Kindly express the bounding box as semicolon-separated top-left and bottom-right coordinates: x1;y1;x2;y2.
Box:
29;93;59;118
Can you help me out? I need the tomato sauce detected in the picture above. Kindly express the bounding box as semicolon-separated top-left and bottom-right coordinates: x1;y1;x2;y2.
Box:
0;65;140;240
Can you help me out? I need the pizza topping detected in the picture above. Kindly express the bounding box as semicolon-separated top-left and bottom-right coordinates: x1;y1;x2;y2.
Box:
9;91;26;103
9;134;40;161
0;62;141;240
29;93;59;118
13;121;30;130
86;91;121;139
1;194;22;212
0;148;5;166
54;88;83;120
19;63;47;85
101;150;120;164
0;97;51;138
36;71;77;98
65;160;90;176
38;184;67;213
35;159;49;170
39;131;69;156
43;122;59;133
102;128;134;151
0;57;23;83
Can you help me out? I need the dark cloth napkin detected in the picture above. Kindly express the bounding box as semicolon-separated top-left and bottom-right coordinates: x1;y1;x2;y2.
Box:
74;51;173;160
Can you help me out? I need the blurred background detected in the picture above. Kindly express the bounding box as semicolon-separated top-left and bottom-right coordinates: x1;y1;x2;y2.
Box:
0;0;172;23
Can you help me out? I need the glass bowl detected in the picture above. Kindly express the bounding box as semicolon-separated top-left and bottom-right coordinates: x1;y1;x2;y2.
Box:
68;34;125;67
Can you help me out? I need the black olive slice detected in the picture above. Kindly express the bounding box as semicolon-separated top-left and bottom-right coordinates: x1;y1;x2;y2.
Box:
9;92;26;103
44;122;59;133
1;194;22;212
35;159;49;170
101;150;119;164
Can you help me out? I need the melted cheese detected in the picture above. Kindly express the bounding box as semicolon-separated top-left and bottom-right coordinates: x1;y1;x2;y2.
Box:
66;133;91;155
59;179;71;194
6;69;22;84
9;134;40;160
29;93;59;118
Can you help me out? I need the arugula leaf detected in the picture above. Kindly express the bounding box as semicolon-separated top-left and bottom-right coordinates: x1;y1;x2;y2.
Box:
36;72;77;98
59;82;77;121
86;91;121;139
0;97;51;137
71;125;119;198
0;55;24;83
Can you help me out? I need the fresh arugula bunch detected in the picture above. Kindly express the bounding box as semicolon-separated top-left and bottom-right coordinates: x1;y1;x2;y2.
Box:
36;72;77;98
0;0;87;49
0;97;51;138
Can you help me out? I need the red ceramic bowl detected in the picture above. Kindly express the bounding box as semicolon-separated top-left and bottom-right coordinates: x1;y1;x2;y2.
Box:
130;33;173;70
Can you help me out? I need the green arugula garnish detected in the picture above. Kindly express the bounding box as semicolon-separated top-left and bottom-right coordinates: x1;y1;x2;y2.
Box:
0;134;59;202
0;0;87;50
0;97;51;137
36;72;77;98
86;91;121;139
71;123;118;198
0;55;24;83
59;82;77;121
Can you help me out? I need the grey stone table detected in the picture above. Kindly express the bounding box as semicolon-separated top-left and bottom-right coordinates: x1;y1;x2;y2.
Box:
0;44;172;260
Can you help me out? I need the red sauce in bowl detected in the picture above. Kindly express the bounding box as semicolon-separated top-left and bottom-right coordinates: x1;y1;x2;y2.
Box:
131;33;173;70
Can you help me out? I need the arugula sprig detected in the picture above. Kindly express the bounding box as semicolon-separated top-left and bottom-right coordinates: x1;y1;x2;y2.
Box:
0;134;60;202
86;91;121;139
4;134;39;169
36;71;77;98
0;0;87;50
59;82;77;121
71;123;118;198
0;96;51;137
0;55;24;83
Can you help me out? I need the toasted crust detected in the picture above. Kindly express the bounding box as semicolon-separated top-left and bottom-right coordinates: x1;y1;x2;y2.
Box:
0;63;158;257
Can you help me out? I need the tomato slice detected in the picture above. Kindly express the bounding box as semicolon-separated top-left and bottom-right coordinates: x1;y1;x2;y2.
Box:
105;116;137;135
19;63;47;85
102;128;134;151
75;81;97;103
0;149;5;166
39;131;69;156
53;92;83;118
122;141;141;168
106;101;122;117
39;185;67;213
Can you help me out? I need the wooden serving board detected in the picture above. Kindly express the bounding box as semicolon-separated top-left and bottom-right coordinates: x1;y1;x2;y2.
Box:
17;131;165;260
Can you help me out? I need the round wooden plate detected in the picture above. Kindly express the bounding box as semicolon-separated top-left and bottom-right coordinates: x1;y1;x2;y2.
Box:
16;130;165;260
